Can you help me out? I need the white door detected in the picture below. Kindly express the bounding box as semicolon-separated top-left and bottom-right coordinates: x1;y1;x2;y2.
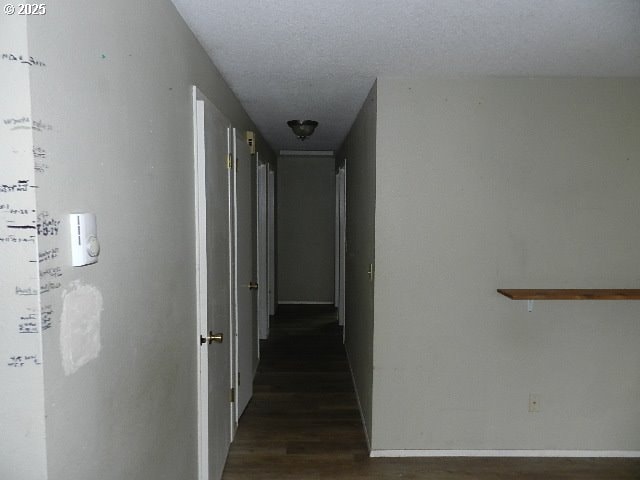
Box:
256;160;269;341
267;167;276;317
337;165;346;331
193;88;232;480
335;167;340;309
232;129;255;418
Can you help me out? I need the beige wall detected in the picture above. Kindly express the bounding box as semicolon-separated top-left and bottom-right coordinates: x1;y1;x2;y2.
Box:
372;77;640;451
276;154;335;303
21;2;273;479
337;82;377;443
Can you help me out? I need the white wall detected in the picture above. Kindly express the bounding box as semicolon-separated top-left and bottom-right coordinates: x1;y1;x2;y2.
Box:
336;82;377;443
372;77;640;451
276;154;335;303
0;15;47;480
19;2;273;479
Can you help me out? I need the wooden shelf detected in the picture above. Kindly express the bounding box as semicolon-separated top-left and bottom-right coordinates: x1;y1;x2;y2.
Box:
497;289;640;300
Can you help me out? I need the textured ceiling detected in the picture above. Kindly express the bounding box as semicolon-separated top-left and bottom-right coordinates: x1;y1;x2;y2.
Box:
170;0;640;152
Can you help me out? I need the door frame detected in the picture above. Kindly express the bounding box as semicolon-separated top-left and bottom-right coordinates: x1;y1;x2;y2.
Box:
232;128;255;419
257;157;268;341
193;86;234;480
335;165;340;309
336;163;347;337
230;129;239;432
193;90;209;480
267;166;276;318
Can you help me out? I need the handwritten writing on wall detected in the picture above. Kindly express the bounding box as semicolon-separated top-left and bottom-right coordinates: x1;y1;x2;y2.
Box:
2;51;53;381
38;247;60;263
3;117;53;132
1;195;39;247
37;212;60;236
7;355;41;367
33;146;46;159
39;265;64;293
0;204;35;215
15;304;53;334
41;305;53;331
15;286;38;296
18;318;38;333
33;146;49;173
0;235;35;244
34;163;49;174
40;282;61;294
40;266;62;278
19;312;37;322
1;53;46;67
0;180;31;193
19;323;38;334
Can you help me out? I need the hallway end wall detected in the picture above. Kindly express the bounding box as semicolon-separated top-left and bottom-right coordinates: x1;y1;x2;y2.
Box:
276;154;335;304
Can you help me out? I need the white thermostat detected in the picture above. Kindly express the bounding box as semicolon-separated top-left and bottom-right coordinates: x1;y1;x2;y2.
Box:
69;213;100;266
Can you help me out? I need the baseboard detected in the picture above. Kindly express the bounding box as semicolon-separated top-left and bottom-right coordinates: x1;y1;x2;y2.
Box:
370;449;640;458
278;301;334;305
345;348;372;452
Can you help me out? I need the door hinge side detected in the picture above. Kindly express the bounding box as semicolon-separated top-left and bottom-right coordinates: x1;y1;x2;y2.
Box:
226;153;233;169
230;387;235;403
246;131;255;154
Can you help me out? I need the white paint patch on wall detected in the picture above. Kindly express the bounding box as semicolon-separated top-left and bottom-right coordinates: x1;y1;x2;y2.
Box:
60;281;103;375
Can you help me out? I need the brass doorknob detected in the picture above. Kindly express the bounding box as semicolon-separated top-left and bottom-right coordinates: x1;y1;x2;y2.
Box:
208;332;223;344
200;331;223;345
248;282;258;290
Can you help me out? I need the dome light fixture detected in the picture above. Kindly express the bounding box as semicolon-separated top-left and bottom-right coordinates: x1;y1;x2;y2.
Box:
287;120;318;141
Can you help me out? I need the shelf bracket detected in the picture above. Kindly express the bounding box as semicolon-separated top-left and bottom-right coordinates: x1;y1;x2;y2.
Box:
527;300;534;313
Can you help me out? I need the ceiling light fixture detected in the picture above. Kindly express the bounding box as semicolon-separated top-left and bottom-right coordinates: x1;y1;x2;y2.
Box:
287;120;318;141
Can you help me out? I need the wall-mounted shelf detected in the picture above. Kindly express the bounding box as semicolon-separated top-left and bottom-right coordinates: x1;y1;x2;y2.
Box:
497;289;640;300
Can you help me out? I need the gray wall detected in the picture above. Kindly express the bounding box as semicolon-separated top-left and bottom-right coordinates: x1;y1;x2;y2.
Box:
371;77;640;451
277;154;335;303
336;82;377;444
19;2;273;479
0;15;47;480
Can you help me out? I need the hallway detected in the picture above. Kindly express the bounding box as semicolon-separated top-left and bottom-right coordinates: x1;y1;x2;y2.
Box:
222;305;368;479
221;306;640;479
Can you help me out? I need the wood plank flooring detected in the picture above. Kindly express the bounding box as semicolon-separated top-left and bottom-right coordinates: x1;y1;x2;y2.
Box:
222;305;640;479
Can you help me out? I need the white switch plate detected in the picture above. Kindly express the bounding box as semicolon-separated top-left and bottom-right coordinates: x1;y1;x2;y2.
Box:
69;213;100;266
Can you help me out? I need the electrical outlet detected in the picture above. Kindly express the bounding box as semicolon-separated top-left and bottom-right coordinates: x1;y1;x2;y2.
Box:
528;393;540;413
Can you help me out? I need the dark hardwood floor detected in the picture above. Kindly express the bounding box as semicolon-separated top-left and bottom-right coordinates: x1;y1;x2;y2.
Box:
222;305;640;479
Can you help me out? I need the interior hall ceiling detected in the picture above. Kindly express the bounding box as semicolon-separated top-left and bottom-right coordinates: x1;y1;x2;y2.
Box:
170;0;640;152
